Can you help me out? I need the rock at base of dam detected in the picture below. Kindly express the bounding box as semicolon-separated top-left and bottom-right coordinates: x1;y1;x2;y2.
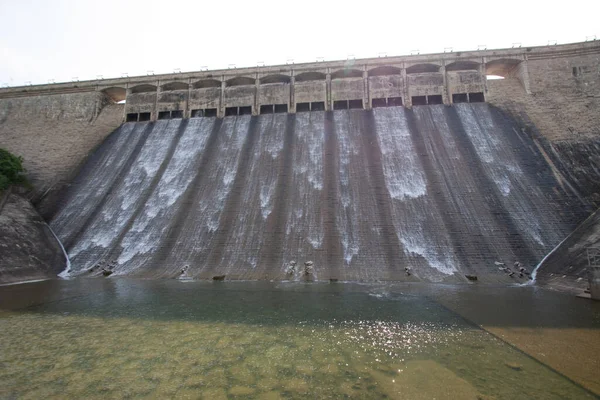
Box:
0;190;66;284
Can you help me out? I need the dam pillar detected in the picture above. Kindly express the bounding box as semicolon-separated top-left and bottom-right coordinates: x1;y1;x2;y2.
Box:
154;81;160;121
441;64;450;104
326;71;332;111
402;65;411;107
186;78;192;118
254;75;260;116
479;59;487;101
290;74;296;113
363;68;370;110
218;78;226;118
517;58;532;94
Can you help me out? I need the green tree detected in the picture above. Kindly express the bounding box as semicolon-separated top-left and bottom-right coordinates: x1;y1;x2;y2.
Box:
0;148;27;190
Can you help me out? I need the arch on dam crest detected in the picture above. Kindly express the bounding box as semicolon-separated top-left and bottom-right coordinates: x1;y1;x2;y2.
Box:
260;74;291;84
406;63;440;74
130;84;157;94
294;71;326;82
193;79;221;89
446;60;480;71
368;66;402;76
226;76;256;87
485;58;522;77
101;87;126;102
331;69;363;79
161;81;189;91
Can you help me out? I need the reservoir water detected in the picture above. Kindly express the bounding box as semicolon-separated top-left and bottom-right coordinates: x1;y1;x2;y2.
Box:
1;279;598;399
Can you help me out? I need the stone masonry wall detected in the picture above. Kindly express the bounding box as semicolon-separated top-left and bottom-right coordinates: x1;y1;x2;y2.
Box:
0;92;124;217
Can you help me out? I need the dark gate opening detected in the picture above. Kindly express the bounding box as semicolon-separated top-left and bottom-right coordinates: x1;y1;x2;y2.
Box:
311;102;325;111
274;104;288;113
191;109;203;118
411;96;427;106
260;105;274;114
333;100;348;110
469;92;485;103
239;106;252;115
388;97;403;107
158;111;171;120
204;108;217;117
225;107;238;117
126;113;138;122
452;93;468;103
348;99;363;109
171;110;183;119
139;112;151;121
427;95;443;105
372;98;387;108
296;103;310;112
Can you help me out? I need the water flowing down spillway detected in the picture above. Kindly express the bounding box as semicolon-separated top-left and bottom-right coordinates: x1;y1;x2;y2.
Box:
50;104;589;282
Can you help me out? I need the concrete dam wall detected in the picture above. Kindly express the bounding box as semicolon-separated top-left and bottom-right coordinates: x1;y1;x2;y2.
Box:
49;104;589;282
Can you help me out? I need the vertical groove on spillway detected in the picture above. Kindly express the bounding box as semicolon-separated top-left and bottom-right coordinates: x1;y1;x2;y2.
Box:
201;117;260;279
322;111;343;280
361;110;404;279
258;114;296;279
445;106;538;267
404;108;473;278
146;118;222;277
107;119;190;265
61;122;155;251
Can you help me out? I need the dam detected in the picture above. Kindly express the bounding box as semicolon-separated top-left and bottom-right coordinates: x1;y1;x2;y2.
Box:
1;38;600;399
49;104;587;282
1;39;598;283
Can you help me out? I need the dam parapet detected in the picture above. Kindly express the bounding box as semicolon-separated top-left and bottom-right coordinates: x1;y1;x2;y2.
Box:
1;40;598;124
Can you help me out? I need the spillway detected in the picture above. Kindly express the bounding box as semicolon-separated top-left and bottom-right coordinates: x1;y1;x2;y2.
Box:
50;104;588;282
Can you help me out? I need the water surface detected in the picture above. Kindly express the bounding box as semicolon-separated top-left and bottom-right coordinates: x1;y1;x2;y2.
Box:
0;279;598;399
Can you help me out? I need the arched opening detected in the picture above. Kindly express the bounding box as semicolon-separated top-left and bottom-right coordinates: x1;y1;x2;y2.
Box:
485;59;522;78
330;69;363;79
193;79;222;89
102;87;126;102
161;81;189;91
368;66;402;76
260;74;291;84
406;64;439;74
294;72;326;82
130;84;157;94
446;61;480;71
226;76;256;87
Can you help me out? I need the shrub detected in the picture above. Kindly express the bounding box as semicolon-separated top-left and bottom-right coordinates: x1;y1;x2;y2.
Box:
0;148;27;190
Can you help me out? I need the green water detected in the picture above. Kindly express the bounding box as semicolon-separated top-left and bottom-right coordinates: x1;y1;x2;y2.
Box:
0;279;597;399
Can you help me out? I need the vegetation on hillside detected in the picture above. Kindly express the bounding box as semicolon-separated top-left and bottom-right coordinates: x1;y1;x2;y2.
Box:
0;148;28;191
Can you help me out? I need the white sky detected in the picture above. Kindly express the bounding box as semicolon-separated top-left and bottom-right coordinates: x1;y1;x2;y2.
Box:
0;0;598;86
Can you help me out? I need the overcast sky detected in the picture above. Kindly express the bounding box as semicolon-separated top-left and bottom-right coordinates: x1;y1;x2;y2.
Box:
1;0;598;86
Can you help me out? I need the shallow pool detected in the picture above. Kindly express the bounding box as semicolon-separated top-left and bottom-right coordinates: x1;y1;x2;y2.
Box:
0;279;597;399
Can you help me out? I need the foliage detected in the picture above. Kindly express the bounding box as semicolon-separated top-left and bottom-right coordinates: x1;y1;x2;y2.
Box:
0;148;27;191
